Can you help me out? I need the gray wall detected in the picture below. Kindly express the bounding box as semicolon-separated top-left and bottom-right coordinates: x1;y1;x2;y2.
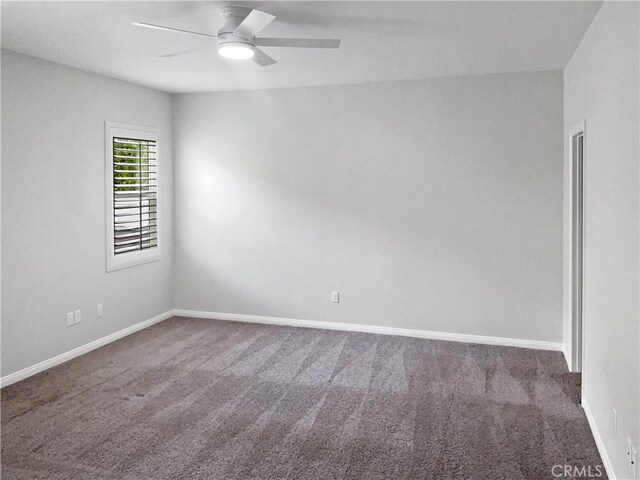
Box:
1;51;174;376
174;71;564;342
563;2;639;477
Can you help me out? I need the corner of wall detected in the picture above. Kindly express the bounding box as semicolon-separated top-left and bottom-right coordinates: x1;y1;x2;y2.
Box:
170;92;179;312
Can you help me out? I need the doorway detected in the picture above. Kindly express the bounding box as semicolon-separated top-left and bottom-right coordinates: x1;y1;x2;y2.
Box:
570;122;585;373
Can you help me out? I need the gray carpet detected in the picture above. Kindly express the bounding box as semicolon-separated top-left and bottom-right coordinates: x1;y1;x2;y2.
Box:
1;316;604;479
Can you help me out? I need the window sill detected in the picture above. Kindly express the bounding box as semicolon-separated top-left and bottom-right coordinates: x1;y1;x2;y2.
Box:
107;251;160;272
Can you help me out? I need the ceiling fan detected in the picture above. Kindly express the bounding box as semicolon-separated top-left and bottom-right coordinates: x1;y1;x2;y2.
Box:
133;6;341;66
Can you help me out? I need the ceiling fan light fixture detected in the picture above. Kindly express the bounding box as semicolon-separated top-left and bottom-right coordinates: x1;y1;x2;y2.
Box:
135;7;341;66
217;42;255;60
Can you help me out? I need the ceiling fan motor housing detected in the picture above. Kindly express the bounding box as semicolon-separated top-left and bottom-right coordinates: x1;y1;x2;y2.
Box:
217;6;254;47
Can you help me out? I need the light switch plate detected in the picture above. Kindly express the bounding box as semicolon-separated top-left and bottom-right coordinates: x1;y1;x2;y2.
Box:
66;312;74;327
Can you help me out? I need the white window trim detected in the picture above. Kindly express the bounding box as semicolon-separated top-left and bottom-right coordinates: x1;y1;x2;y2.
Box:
105;122;161;272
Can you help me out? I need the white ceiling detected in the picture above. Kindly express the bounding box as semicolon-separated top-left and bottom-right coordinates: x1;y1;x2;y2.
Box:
2;1;601;93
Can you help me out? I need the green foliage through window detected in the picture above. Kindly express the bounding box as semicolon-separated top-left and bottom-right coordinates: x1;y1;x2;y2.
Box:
112;138;157;255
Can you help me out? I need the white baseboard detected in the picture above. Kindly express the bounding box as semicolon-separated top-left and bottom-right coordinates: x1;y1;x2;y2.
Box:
173;309;563;352
582;399;617;479
1;309;563;389
562;344;572;370
0;310;174;388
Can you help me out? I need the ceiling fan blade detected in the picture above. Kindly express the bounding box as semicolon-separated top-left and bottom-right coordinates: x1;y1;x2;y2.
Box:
233;9;276;39
132;22;218;39
159;45;216;58
254;38;341;49
252;47;277;67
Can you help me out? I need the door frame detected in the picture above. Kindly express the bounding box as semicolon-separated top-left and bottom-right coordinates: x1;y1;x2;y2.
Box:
568;120;586;375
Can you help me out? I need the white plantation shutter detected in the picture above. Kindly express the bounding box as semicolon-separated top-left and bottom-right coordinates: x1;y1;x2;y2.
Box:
106;123;160;271
112;137;158;254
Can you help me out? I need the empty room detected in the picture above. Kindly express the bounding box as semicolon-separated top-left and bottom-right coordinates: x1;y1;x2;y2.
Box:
1;1;638;479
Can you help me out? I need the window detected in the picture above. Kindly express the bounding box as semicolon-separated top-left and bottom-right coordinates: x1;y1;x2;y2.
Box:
106;122;160;271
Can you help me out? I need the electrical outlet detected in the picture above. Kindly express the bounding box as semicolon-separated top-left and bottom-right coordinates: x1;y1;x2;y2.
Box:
331;291;340;303
628;439;637;479
613;408;618;434
66;312;74;327
74;310;81;324
97;304;103;317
